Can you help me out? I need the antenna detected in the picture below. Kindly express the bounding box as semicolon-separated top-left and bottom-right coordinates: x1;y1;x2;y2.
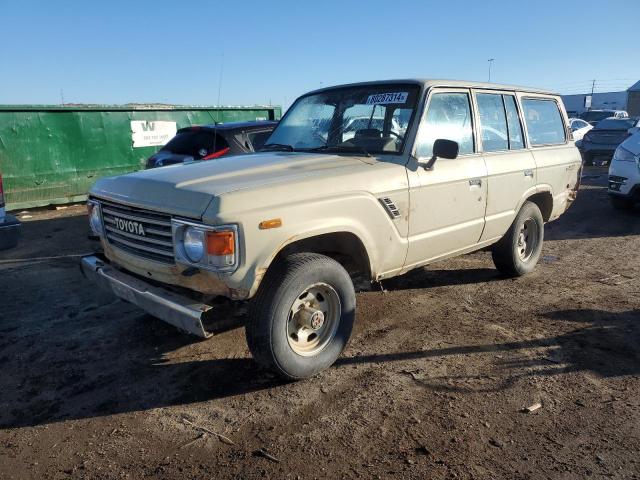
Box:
487;59;495;82
212;53;225;155
217;53;224;110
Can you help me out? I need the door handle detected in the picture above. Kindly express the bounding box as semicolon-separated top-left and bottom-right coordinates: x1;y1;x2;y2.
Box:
524;169;534;177
469;178;482;187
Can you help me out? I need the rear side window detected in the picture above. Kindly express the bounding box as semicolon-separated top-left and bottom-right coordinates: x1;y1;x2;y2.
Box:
476;93;525;152
522;99;566;146
415;92;474;157
476;93;509;152
161;130;229;158
571;119;589;130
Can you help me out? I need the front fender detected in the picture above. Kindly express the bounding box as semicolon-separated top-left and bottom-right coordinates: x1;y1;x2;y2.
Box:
217;191;408;298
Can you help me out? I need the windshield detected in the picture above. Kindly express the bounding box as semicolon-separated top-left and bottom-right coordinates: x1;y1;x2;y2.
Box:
580;111;614;122
264;84;420;154
595;118;636;130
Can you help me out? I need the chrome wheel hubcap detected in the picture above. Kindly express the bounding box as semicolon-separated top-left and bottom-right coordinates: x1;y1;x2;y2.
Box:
287;283;341;356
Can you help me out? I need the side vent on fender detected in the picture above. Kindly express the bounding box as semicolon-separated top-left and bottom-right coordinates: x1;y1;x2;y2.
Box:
379;197;401;219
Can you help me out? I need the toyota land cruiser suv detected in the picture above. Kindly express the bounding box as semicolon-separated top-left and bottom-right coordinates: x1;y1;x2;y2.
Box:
82;79;581;379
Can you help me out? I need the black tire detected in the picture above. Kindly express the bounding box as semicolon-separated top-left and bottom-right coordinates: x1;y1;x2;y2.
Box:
492;201;544;277
246;253;356;380
610;196;633;210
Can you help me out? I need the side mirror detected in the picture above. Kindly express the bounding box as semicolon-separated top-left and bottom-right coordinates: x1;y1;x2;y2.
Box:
424;139;459;170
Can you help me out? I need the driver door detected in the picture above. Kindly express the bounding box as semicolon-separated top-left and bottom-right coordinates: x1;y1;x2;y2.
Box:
404;88;488;270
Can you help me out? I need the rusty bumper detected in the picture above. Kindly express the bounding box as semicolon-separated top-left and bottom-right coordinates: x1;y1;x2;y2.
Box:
80;255;214;338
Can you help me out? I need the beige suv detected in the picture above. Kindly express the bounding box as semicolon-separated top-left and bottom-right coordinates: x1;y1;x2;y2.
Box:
82;79;581;379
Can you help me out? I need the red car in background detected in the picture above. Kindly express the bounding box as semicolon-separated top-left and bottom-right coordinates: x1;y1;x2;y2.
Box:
145;120;277;169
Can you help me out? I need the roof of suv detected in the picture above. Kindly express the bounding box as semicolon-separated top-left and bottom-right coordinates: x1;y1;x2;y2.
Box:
305;79;557;96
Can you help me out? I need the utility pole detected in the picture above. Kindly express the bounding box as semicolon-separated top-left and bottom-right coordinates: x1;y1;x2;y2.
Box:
587;79;596;111
488;59;495;83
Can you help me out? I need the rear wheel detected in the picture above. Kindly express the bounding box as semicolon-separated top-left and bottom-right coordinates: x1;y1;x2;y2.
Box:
246;253;356;380
610;196;633;210
492;201;544;277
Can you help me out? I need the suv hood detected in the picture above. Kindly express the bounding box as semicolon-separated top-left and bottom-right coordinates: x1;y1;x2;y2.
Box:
90;152;374;219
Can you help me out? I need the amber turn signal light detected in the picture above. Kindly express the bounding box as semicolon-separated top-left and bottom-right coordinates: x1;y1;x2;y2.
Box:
259;218;282;230
206;231;235;255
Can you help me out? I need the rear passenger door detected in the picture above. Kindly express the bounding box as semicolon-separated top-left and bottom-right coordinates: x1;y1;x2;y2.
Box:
474;90;537;242
519;95;578;214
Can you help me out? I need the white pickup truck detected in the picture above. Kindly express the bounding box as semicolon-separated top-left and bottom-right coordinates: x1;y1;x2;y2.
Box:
82;79;581;379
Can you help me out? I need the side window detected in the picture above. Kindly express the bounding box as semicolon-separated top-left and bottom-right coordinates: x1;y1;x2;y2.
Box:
571;119;588;131
415;92;474;158
247;130;272;151
476;93;509;152
522;98;566;146
503;95;525;149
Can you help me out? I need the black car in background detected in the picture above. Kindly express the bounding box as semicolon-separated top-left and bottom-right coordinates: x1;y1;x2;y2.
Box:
580;117;639;165
579;109;628;127
146;120;277;169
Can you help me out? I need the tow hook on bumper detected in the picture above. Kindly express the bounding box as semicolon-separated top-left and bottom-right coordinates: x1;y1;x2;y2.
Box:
80;255;213;338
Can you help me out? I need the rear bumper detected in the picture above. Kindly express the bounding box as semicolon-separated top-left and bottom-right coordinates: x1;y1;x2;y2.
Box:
0;214;21;250
582;148;616;162
80;254;215;338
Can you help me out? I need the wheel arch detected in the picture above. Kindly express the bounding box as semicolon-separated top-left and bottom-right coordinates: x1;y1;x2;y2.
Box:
525;190;554;222
274;231;373;280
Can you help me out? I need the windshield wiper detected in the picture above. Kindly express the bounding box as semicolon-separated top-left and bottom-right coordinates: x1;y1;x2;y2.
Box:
306;145;371;157
260;143;294;152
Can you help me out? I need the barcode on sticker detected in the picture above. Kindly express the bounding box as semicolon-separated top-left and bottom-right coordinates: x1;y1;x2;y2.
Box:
366;92;408;105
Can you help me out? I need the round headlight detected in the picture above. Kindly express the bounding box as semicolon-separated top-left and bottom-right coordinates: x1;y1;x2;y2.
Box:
183;227;205;263
88;203;103;235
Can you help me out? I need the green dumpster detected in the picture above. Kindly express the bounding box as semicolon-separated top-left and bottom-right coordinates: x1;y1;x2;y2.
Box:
0;104;281;211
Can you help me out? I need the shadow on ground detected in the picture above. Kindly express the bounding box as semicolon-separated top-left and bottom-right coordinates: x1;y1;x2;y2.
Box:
545;169;640;241
1;304;637;429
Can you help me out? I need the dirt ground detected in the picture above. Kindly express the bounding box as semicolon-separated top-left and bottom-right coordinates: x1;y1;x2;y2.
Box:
0;167;638;479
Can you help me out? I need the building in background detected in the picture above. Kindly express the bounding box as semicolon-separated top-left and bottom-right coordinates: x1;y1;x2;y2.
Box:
561;80;640;116
627;81;640;117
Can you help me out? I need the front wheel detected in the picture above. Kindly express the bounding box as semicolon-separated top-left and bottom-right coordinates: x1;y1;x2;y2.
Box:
492;201;544;277
246;253;356;380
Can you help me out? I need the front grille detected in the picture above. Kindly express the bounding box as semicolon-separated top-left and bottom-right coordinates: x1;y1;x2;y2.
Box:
99;200;175;264
609;175;626;184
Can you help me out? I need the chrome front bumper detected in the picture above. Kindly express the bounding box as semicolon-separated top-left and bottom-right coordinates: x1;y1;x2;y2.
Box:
80;255;214;338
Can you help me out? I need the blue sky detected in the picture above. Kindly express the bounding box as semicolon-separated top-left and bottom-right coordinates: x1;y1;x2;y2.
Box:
1;0;638;109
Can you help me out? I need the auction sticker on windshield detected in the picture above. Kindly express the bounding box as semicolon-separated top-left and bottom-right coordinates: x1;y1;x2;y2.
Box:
366;92;408;105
